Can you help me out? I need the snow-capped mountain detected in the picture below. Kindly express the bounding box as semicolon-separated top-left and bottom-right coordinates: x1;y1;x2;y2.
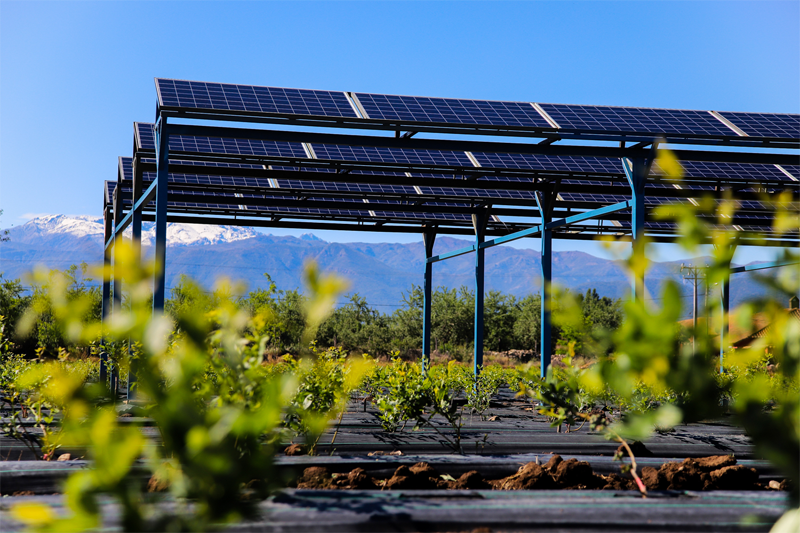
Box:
6;215;259;247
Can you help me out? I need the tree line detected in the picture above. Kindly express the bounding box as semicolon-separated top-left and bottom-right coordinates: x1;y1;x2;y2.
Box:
0;266;623;360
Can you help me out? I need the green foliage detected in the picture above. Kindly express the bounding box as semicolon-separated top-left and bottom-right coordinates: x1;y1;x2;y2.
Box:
9;248;353;532
15;263;102;357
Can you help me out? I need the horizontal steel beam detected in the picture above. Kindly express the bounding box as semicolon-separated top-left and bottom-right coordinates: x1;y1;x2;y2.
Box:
105;179;159;250
730;259;799;274
168;124;799;166
428;200;633;263
158;108;799;149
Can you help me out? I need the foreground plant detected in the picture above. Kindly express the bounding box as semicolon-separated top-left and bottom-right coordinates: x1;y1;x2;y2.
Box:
10;246;350;532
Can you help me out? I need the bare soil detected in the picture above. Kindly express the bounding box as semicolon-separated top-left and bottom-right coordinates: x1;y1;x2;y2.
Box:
291;455;792;492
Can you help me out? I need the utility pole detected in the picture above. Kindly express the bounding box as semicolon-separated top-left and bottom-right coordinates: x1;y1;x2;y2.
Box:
681;264;706;354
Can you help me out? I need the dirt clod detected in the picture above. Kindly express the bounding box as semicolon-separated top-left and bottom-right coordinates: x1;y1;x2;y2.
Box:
283;443;307;456
617;441;654;458
641;466;664;490
543;455;562;472
710;465;759;490
694;455;736;471
450;471;492;490
601;473;634;490
497;462;556;490
384;464;438;490
297;466;332;489
552;458;595;488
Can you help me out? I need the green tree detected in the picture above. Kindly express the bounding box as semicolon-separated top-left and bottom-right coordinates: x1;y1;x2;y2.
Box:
23;263;101;357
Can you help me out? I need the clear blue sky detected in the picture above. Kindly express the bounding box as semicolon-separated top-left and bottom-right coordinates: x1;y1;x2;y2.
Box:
2;1;798;263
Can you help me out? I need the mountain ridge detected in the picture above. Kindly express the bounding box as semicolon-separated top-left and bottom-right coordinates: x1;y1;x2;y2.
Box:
1;216;791;314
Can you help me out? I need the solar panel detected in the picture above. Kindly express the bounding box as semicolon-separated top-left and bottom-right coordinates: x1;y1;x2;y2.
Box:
474;152;622;175
276;179;413;196
370;210;472;222
156;79;357;118
137;122;306;158
105;181;116;206
781;165;800;179
539;104;735;137
418;186;538;200
664;161;795;182
719;112;800;139
119;157;133;181
311;143;472;168
354;92;551;128
559;192;629;204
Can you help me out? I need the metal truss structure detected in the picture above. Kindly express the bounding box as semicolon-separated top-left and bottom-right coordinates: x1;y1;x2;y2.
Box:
100;79;800;397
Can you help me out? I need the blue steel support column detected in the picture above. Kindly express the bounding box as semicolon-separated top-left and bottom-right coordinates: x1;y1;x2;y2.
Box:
110;190;122;397
153;118;169;313
473;212;488;377
719;272;730;373
422;230;436;375
624;158;647;301
535;192;553;378
127;160;143;400
100;208;112;384
539;227;552;377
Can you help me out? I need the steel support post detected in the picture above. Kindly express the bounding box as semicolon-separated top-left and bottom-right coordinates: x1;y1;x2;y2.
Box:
535;191;555;378
624;158;647;301
110;190;123;397
422;230;436;375
540;227;552;377
100;208;112;384
153;118;169;313
128;159;144;400
473;212;489;377
719;270;731;374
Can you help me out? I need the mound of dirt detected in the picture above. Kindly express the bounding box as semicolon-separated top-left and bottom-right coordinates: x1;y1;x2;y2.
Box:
293;454;783;492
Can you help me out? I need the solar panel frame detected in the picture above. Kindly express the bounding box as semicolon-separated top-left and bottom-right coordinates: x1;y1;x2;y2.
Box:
539;103;737;138
353;92;552;129
719;111;800;140
156;79;358;119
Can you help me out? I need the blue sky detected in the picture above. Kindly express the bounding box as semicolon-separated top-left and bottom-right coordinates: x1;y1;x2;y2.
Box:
1;1;798;264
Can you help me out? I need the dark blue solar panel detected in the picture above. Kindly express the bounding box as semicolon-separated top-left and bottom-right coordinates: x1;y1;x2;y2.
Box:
653;160;795;182
418;186;537;200
311;144;471;167
156;79;357;118
137;121;306;158
135;122;155;151
474;152;622;174
719;112;800;139
119;157;133;181
539;104;734;137
559;192;629;204
276;179;413;196
354;93;551;128
370;210;472;222
105;181;116;205
781;166;800;179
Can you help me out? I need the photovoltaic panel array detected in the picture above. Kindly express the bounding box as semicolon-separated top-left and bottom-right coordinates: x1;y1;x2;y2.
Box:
473;152;623;175
656;161;795;182
417;186;537;200
539;104;736;137
136;123;306;159
276;177;414;196
311;143;473;168
719;112;800;139
354;93;552;128
119;157;133;181
156;79;357;118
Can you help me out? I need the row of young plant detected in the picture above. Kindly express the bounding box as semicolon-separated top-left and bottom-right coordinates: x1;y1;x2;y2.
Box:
2;152;799;531
1;265;623;359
